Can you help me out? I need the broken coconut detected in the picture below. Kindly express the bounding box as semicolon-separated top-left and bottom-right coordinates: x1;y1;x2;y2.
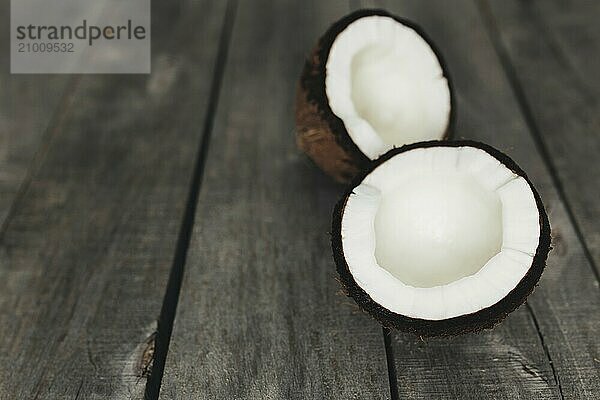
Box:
332;141;550;336
296;9;454;183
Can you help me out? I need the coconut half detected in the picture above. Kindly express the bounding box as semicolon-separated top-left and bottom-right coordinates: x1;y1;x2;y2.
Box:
332;141;551;336
296;9;454;183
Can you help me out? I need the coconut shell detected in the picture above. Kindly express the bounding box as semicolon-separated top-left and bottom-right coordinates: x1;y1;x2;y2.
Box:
331;140;551;336
296;9;455;183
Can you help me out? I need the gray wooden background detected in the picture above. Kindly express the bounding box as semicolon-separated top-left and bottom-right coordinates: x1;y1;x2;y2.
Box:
0;0;598;399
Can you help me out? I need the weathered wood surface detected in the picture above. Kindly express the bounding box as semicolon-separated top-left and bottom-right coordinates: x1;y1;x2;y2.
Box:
0;1;228;398
1;0;599;399
487;0;600;276
0;3;74;228
359;1;556;399
370;0;600;398
160;1;391;399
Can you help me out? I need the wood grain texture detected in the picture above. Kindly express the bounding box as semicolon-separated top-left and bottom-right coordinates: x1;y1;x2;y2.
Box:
361;1;560;399
0;1;228;398
161;1;391;399
368;0;600;398
485;0;600;276
477;1;600;397
486;0;600;275
0;2;73;228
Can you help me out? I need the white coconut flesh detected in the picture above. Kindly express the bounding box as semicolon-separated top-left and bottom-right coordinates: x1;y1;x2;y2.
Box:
325;16;451;160
341;146;541;320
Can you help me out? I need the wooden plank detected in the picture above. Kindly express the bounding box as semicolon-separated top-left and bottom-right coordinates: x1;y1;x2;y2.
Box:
477;1;600;397
368;0;600;398
0;3;73;227
485;0;600;275
357;1;559;398
0;1;228;398
161;1;391;398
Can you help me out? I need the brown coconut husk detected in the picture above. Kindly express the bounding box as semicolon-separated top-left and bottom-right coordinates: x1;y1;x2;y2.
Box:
295;9;455;183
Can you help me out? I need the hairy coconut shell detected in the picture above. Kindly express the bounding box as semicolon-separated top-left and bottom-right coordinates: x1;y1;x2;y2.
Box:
296;9;455;183
331;140;551;336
